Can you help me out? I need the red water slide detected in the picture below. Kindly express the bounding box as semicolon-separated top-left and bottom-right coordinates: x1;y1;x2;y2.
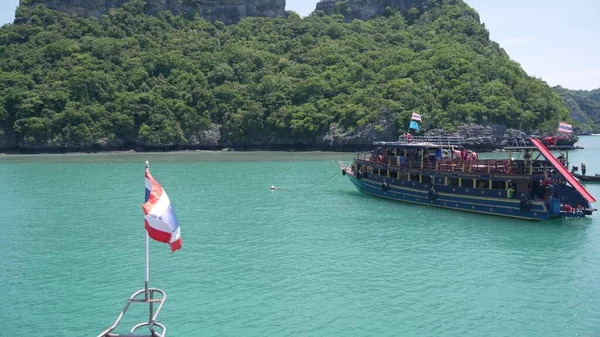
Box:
530;138;596;203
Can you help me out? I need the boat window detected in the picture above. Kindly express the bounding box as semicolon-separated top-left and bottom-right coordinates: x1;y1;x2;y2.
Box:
491;180;507;190
461;179;474;188
410;173;420;181
390;171;399;179
447;177;460;187
476;180;490;189
397;173;409;181
380;169;388;177
422;175;432;184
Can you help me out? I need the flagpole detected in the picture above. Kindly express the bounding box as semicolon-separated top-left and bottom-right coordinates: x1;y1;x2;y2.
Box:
145;161;150;302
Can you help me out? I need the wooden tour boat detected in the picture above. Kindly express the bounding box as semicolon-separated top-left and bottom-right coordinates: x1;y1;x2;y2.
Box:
339;136;596;220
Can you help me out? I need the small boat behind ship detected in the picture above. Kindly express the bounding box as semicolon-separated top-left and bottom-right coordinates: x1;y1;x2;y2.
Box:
573;173;600;183
338;135;596;220
539;135;578;147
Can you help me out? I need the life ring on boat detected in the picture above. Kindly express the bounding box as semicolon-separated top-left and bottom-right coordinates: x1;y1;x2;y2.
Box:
382;181;390;191
342;169;346;176
428;188;437;200
519;198;531;211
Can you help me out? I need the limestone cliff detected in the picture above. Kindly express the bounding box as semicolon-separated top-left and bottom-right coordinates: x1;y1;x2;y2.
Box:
315;0;426;21
19;0;286;24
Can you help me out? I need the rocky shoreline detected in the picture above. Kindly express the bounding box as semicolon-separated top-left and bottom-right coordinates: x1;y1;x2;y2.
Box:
0;123;580;155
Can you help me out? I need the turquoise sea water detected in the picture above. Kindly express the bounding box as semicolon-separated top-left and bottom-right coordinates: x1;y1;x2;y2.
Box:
1;136;600;336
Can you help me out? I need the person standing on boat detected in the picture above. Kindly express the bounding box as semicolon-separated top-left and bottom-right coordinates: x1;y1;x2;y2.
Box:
507;184;515;199
557;154;566;167
523;149;531;164
581;163;586;176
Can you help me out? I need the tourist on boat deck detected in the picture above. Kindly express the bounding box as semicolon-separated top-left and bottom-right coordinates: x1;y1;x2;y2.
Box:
470;151;478;161
571;165;579;173
523;150;531;166
507;184;515;199
581;163;586;176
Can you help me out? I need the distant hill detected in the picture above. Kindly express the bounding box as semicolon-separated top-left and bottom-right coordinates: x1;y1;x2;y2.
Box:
0;0;570;152
553;86;600;133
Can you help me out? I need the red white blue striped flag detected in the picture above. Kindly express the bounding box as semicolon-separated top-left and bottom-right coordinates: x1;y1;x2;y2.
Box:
558;122;573;134
143;168;182;253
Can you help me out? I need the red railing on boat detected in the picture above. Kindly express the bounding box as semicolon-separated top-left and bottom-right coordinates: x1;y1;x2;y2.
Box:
356;153;555;176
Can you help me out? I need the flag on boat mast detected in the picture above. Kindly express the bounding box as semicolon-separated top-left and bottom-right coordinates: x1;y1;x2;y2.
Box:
407;112;421;132
143;163;182;253
411;112;422;122
558;122;573;134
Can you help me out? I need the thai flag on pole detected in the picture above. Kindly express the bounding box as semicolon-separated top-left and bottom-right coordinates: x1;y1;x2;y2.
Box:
558;122;573;134
411;113;422;122
143;168;182;253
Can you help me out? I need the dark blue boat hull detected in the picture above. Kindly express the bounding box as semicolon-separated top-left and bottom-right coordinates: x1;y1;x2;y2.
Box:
346;175;553;220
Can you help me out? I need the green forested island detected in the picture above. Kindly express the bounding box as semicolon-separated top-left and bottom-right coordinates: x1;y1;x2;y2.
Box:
553;86;600;134
0;0;578;152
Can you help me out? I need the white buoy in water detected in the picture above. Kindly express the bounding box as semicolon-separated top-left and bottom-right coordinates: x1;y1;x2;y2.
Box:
270;185;277;190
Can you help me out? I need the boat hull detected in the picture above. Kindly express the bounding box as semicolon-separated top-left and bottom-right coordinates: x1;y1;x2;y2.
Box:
345;174;552;220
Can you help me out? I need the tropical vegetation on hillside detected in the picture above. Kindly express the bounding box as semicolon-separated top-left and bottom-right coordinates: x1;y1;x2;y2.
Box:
553;86;600;133
0;0;570;149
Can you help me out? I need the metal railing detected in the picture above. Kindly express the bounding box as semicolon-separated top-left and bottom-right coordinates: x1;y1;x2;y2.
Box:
98;288;167;337
510;138;530;147
396;135;465;146
357;153;555;176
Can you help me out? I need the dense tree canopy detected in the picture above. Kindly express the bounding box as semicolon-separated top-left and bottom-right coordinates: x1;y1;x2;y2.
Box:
553;86;600;133
0;0;571;149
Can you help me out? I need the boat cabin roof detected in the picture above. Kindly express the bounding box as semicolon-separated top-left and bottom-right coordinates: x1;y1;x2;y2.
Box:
374;136;464;150
373;141;459;149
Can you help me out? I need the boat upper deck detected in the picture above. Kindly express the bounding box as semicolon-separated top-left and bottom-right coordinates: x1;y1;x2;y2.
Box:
355;153;559;178
374;135;465;149
363;136;578;178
